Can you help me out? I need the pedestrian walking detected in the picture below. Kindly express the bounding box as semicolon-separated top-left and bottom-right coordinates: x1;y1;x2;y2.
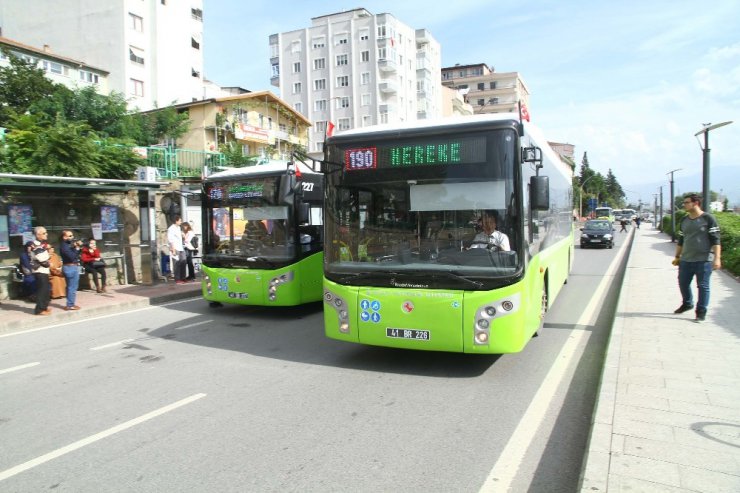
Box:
634;216;641;229
60;230;82;310
30;226;52;315
168;216;187;284
671;194;721;322
619;218;628;232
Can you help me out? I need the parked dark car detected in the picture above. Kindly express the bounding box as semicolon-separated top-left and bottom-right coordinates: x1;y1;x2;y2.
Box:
580;220;614;249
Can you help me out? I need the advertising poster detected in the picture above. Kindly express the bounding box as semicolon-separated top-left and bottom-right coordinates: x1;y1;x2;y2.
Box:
8;205;33;236
100;206;119;233
91;223;103;240
0;215;9;252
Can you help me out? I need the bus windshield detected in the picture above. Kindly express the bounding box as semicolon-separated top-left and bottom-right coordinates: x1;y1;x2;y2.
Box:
203;175;296;268
324;129;520;289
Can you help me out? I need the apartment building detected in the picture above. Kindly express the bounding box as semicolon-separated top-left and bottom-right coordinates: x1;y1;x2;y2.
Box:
0;36;109;93
0;0;204;111
442;63;530;117
172;91;311;162
269;8;442;153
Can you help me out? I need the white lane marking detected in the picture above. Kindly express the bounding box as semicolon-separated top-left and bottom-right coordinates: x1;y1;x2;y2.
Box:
479;233;631;492
0;362;40;375
176;319;213;330
89;339;135;351
0;393;207;482
0;297;203;339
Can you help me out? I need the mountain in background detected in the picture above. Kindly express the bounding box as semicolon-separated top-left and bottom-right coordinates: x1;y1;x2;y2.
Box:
622;165;739;210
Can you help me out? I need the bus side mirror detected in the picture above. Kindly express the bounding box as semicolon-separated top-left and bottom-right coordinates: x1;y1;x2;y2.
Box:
530;176;549;211
298;202;310;224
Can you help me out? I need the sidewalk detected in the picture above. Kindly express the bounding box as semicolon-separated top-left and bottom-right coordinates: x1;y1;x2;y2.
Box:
0;278;202;334
580;224;740;492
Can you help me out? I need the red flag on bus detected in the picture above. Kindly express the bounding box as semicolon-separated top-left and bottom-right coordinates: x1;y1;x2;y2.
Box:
327;121;335;137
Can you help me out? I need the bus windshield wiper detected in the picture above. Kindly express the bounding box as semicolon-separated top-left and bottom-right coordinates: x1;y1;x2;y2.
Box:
428;271;484;289
247;256;277;268
333;271;399;285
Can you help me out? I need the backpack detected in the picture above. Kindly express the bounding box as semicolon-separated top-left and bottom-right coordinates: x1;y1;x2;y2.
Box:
191;235;199;250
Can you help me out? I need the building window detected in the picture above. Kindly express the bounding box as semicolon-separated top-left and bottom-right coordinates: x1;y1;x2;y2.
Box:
361;50;370;62
314;100;327;111
457;84;468;90
336;54;348;66
192;68;200;78
131;78;144;97
361;93;371;106
338;118;351;131
293;62;301;73
129;13;143;32
271;64;279;77
377;25;387;38
359;29;369;41
362;115;372;127
314;79;326;91
337;97;350;109
315;121;327;133
291;40;301;54
489;98;499;105
378;47;386;60
129;46;145;65
191;8;202;21
294;102;303;113
42;60;68;76
336;75;349;87
79;70;99;84
293;82;302;94
477;99;485;106
312;37;325;49
313;58;325;70
241;144;251;156
335;34;348;45
477;83;484;90
191;37;200;50
361;72;370;85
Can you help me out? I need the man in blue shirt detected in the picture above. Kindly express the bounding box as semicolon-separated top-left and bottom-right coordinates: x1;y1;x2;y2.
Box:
671;194;721;322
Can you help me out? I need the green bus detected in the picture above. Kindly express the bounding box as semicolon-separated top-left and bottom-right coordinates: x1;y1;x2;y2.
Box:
321;114;574;353
201;159;324;306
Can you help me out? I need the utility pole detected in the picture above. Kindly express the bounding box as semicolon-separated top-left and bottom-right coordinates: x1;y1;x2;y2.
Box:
659;186;664;232
694;121;733;207
667;168;682;242
653;193;658;228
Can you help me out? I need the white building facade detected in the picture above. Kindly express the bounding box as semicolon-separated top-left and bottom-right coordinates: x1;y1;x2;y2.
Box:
269;8;442;153
0;37;109;94
0;0;204;111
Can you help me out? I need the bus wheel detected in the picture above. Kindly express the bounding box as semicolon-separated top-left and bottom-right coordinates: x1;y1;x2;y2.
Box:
535;282;548;337
209;301;222;308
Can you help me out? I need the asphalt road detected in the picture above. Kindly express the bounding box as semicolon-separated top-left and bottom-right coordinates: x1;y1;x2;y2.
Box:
0;231;632;492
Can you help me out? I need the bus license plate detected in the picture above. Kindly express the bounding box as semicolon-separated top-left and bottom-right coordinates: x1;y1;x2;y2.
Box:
386;328;430;341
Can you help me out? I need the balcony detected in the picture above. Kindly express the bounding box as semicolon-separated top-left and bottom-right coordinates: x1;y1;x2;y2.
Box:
378;80;398;93
378;58;397;73
415;28;432;44
379;103;395;114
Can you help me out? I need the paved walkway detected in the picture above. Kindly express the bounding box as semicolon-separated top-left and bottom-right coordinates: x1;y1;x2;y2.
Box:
580;224;740;492
0;277;201;334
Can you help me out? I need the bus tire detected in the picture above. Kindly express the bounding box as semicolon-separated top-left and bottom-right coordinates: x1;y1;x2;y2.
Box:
209;301;222;308
535;278;548;337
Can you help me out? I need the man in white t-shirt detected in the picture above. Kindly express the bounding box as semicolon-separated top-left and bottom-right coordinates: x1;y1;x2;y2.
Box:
167;216;186;284
470;210;510;252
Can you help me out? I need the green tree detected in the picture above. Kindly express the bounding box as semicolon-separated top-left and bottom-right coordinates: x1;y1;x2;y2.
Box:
0;51;56;127
604;168;624;207
122;106;191;146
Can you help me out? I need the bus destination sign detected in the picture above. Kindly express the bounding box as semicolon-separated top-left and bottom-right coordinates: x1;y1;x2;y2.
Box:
344;136;486;171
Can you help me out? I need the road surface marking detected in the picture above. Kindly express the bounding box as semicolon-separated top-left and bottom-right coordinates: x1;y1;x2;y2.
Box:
0;362;40;375
176;319;213;330
0;393;207;482
479;235;630;492
0;297;203;339
89;339;135;351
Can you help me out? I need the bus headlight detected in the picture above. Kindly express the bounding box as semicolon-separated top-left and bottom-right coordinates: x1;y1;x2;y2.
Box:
474;294;521;346
267;271;294;302
324;288;350;334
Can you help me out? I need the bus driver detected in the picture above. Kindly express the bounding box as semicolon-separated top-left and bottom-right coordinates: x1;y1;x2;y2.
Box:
469;210;511;251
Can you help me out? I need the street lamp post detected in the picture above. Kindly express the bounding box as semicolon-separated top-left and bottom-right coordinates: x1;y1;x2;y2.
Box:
694;121;733;207
659;186;664;232
578;174;597;220
653;193;659;228
666;168;682;242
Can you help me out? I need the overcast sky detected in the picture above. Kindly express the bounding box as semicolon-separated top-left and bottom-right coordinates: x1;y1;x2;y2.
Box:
204;0;739;204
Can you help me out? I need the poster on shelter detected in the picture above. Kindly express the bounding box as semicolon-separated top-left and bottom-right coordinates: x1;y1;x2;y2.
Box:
0;215;9;252
91;223;103;240
8;205;33;236
100;206;119;233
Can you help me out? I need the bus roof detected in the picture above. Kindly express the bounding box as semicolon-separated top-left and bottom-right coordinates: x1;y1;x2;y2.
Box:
205;160;320;180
